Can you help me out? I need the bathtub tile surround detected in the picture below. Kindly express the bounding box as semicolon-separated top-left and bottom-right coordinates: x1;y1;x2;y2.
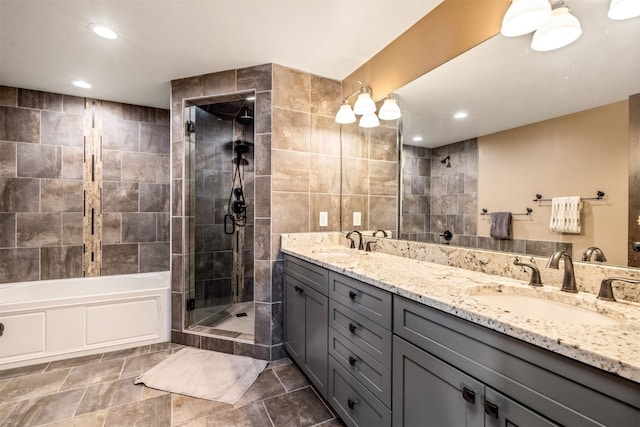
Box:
0;86;170;283
170;64;345;360
0;345;340;426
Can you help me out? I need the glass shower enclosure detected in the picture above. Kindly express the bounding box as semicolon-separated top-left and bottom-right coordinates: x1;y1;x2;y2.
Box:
184;92;255;332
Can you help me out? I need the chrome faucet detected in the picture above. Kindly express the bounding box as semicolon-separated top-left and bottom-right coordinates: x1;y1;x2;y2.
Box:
546;250;578;293
346;230;364;250
597;277;640;302
581;247;607;262
373;229;388;238
513;257;543;287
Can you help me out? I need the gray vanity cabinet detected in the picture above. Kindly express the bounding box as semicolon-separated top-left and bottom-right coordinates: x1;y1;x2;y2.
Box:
283;255;329;398
393;295;640;427
393;336;557;427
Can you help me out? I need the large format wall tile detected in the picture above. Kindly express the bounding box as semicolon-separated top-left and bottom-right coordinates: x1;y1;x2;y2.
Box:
17;213;61;247
0;106;40;143
17;143;61;178
41;111;84;147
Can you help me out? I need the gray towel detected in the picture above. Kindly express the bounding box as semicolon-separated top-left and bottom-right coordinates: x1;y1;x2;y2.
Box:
490;212;512;240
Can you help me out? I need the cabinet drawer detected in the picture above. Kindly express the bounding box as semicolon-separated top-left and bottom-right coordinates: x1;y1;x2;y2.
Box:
284;255;329;296
329;271;391;329
329;327;391;407
329;300;392;368
328;356;391;427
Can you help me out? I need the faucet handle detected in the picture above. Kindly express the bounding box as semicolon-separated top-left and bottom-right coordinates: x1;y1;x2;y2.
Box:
597;277;640;302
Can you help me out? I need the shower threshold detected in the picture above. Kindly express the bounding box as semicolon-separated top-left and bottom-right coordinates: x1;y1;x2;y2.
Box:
188;301;254;343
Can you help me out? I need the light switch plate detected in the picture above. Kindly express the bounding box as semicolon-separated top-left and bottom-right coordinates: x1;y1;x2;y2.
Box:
353;212;361;226
319;211;328;227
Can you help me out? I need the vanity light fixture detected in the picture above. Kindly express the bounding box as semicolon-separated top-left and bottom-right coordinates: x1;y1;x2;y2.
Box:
91;25;118;40
335;81;401;128
359;112;380;128
501;1;583;52
377;95;402;121
72;80;92;89
608;0;640;20
531;3;582;52
501;0;552;37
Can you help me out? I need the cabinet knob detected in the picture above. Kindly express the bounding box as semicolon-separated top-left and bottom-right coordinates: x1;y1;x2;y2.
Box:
347;398;358;410
348;356;357;366
484;400;499;419
349;290;357;300
462;387;475;404
294;285;304;294
348;323;357;334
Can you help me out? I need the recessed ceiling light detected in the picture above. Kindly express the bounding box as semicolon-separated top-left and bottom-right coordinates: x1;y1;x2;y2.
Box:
246;95;256;101
72;80;92;89
92;25;118;40
412;136;423;142
454;111;468;119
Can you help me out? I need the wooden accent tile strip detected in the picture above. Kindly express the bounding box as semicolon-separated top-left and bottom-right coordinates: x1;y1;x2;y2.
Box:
83;99;103;276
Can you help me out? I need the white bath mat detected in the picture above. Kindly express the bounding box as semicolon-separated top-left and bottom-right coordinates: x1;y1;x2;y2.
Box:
134;347;267;404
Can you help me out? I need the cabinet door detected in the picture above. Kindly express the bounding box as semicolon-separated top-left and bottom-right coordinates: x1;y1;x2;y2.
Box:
284;274;306;365
393;336;484;427
304;283;329;398
484;388;558;427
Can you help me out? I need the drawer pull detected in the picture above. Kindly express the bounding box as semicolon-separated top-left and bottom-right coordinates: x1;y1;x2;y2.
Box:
294;285;304;294
348;356;357;366
462;387;475;404
348;323;357;334
484;400;499;419
347;398;358;410
349;290;357;300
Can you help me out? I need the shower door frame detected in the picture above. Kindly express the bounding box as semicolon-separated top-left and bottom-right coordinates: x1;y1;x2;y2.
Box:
183;91;256;330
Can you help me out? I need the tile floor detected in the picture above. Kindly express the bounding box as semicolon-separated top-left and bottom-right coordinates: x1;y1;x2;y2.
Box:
0;343;346;427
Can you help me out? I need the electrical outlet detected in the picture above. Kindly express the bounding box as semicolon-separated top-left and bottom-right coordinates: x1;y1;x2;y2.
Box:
319;211;328;227
353;211;361;226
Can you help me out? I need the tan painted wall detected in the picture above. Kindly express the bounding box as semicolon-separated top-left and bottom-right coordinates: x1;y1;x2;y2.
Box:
478;101;629;265
342;0;510;100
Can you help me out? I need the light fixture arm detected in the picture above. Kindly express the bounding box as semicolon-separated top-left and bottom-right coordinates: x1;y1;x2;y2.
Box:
342;81;370;102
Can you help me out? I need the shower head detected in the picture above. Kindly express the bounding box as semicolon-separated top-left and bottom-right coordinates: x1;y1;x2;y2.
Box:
236;107;253;125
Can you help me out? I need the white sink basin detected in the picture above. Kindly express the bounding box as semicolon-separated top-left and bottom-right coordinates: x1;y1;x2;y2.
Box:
469;286;624;326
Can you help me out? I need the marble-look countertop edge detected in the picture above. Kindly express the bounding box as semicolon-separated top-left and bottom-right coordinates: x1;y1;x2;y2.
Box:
281;246;640;384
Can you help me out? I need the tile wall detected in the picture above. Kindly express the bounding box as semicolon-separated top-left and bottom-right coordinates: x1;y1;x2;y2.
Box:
170;64;345;360
341;121;399;233
401;144;430;241
0;86;170;283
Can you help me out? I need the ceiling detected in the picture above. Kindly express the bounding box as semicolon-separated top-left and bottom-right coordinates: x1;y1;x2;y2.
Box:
396;0;640;147
0;0;443;109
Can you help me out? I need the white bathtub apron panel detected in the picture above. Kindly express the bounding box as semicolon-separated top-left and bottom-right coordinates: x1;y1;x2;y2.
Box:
0;271;170;370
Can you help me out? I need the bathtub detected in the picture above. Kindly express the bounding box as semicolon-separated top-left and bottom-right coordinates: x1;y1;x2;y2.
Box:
0;271;171;370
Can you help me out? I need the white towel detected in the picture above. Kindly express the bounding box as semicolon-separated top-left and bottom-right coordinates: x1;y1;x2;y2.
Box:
549;196;582;233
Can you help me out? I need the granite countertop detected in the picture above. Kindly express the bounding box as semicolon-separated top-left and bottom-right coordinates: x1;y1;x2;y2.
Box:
281;244;640;383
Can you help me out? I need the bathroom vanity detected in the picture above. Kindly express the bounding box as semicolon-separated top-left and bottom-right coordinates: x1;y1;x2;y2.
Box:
281;236;640;427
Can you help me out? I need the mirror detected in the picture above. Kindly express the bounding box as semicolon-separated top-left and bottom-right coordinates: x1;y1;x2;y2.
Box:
344;1;640;268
